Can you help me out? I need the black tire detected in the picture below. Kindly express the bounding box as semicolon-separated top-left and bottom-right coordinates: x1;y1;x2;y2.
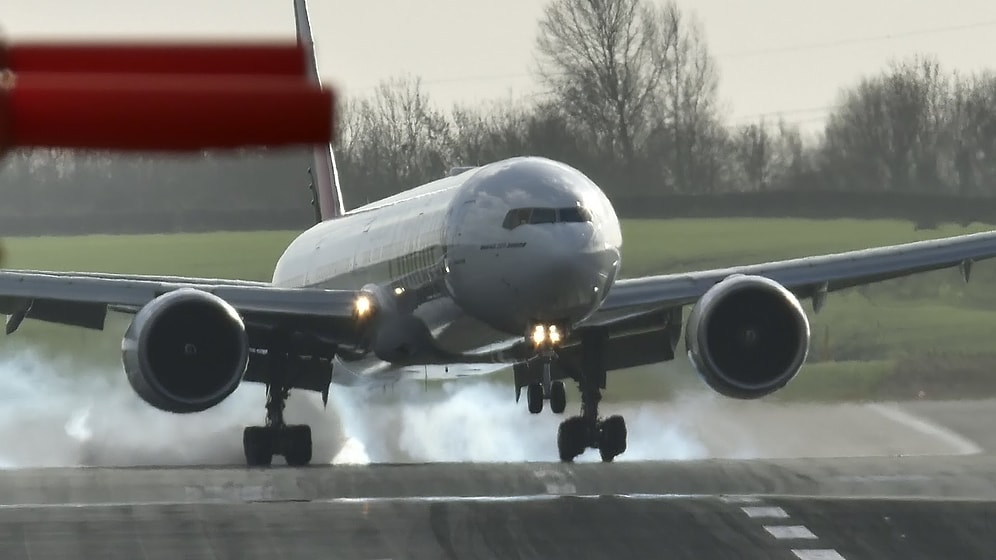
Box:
557;416;588;462
527;383;544;414
598;415;627;463
243;426;273;467
550;381;567;414
283;425;313;467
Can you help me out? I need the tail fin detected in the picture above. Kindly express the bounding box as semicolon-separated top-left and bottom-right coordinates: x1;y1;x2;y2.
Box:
293;0;345;221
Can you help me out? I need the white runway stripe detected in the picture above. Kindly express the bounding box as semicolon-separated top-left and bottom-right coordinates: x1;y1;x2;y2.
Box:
741;506;789;518
792;549;846;560
764;525;818;539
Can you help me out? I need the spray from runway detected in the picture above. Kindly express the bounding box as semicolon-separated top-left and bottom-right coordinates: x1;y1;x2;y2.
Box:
0;347;367;468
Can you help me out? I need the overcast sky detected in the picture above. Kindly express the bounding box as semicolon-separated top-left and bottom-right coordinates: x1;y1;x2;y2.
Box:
6;0;996;130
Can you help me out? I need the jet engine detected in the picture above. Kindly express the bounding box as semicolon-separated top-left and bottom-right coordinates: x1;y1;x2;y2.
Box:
685;274;810;399
122;288;249;413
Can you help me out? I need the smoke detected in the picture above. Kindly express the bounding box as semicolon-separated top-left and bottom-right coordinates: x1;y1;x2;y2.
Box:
0;346;769;468
0;347;363;468
329;379;751;463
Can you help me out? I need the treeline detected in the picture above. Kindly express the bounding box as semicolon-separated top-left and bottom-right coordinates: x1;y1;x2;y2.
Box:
338;0;996;201
0;0;994;235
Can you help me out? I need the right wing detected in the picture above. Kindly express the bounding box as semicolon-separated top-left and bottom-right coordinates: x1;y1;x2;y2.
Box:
0;269;367;346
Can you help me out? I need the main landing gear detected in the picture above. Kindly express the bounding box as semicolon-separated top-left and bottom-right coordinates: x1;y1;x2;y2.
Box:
243;338;315;467
556;375;627;463
243;382;313;466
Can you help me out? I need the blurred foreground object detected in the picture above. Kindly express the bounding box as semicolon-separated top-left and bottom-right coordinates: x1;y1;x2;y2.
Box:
1;41;309;76
0;39;335;155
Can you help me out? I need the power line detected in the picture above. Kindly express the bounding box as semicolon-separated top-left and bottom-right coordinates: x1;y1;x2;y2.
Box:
721;19;996;59
347;18;996;91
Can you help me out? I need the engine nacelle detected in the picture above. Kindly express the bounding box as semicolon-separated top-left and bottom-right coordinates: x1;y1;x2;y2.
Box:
685;274;810;399
122;288;249;413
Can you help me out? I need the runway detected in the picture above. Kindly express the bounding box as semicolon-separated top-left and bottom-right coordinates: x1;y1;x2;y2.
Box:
0;454;995;559
2;398;996;559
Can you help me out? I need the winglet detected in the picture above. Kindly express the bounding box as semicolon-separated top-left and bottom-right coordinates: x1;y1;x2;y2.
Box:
293;0;345;221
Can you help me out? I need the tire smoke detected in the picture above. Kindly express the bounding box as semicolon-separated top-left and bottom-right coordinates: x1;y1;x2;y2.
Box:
329;379;734;463
0;347;363;468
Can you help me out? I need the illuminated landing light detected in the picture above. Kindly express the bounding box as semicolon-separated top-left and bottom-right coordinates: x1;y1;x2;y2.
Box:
548;325;561;344
530;324;565;349
394;286;405;295
532;325;546;346
354;295;373;318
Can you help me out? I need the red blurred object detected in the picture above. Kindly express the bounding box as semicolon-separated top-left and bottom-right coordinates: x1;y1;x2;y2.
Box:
1;72;334;152
1;41;308;77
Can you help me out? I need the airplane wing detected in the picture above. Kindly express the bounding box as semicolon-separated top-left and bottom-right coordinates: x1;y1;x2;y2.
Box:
0;269;365;345
576;229;996;362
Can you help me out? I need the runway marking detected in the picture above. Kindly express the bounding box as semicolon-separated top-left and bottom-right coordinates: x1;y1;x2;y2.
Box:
866;403;982;455
741;506;789;518
764;525;818;539
720;495;762;504
737;501;847;559
531;468;577;495
791;550;846;560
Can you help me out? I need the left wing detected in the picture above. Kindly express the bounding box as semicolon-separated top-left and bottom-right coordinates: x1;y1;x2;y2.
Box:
585;228;996;329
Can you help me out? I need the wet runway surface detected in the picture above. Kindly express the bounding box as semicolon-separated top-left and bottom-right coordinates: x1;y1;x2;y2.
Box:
1;455;995;559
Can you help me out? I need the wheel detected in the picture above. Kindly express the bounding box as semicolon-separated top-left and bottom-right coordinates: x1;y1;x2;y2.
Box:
243;426;273;467
557;416;588;462
527;383;544;414
282;425;313;466
549;381;567;414
598;415;627;462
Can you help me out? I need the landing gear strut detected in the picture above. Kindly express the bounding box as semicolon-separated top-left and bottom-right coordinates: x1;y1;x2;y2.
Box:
556;334;627;463
243;382;313;466
243;338;315;467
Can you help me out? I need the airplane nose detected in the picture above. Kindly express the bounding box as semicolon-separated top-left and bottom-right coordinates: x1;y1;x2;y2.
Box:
525;225;618;323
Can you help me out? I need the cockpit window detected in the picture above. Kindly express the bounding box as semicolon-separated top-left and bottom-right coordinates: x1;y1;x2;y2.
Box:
530;208;557;224
502;208;532;229
558;206;592;223
502;206;593;229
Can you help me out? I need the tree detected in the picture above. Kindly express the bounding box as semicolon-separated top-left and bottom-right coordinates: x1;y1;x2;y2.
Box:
820;55;952;193
535;0;668;167
336;76;455;201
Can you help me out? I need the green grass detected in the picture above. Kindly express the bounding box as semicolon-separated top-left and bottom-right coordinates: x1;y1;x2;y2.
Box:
3;217;996;401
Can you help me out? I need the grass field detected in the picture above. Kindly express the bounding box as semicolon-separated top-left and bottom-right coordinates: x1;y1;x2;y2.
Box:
3;217;996;402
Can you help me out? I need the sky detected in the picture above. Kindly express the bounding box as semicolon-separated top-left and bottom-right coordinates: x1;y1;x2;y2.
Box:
5;0;996;132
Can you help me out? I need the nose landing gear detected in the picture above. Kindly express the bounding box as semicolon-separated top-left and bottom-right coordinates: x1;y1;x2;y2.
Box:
517;331;629;462
524;359;568;414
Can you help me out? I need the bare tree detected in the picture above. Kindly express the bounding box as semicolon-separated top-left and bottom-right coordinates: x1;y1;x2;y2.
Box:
535;0;668;166
648;3;723;193
821;55;952;193
947;71;996;196
336;76;454;200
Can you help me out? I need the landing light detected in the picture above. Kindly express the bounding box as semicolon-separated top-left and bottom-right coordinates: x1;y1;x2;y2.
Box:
548;325;561;344
531;325;546;345
354;295;372;318
530;324;564;348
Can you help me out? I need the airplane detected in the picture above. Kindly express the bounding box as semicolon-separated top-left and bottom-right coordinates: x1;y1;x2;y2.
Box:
4;0;996;467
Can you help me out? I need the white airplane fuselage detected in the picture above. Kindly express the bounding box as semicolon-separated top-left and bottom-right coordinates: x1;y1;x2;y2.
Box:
270;156;623;384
